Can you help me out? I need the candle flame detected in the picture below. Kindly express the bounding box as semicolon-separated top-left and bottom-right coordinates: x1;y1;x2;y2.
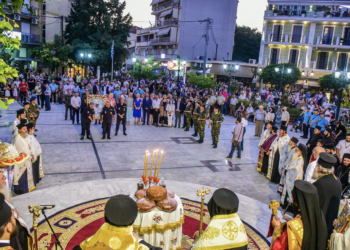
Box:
161;150;163;153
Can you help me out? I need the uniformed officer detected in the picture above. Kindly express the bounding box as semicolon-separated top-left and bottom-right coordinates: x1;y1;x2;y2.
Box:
191;101;201;137
81;102;95;140
29;96;40;129
209;106;224;148
22;101;35;126
101;101;115;139
184;100;192;131
197;105;207;143
115;97;127;136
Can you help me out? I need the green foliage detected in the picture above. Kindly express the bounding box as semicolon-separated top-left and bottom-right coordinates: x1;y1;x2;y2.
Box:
186;73;217;89
228;80;242;95
232;26;261;62
281;94;290;107
318;73;347;90
259;63;302;89
65;0;132;73
127;56;165;80
234;98;266;111
31;35;74;73
288;108;302;114
0;98;15;110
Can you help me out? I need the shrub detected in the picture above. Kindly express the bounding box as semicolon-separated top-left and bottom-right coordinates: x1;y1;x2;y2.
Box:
288;108;302;115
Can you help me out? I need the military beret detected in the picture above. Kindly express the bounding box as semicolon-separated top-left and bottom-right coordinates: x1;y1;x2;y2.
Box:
30;96;36;101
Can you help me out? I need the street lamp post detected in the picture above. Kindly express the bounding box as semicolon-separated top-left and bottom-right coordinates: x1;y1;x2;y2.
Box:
173;55;186;84
335;70;350;120
133;56;148;86
80;52;92;78
223;62;239;94
274;64;292;92
301;69;314;90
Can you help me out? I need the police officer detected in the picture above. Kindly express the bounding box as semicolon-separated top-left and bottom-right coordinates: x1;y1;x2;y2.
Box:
197;105;207;143
81;102;95;140
115;97;127;136
191;101;201;137
184;100;192;131
101;101;115;139
209;106;224;148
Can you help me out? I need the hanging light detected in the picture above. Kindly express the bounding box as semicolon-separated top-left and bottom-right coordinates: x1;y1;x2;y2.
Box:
132;57;136;62
234;63;239;70
80;53;84;57
275;67;279;72
310;70;314;76
144;58;148;63
302;70;305;76
223;63;227;70
335;71;341;78
88;54;92;58
287;68;292;73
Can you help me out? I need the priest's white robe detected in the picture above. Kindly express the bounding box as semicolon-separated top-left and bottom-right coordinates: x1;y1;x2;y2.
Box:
28;134;44;178
278;147;297;194
267;135;290;179
280;154;304;205
259;129;270;147
13;134;35;193
266;136;279;179
330;201;350;250
11;118;21;144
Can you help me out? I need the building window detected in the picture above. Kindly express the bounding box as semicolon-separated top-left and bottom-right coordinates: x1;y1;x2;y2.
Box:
316;52;329;69
289;49;299;65
271;25;283;42
286;5;290;10
337;53;348;70
19;48;27;58
270;48;280;64
137;36;141;42
292;25;303;43
342;27;350;46
278;5;283;10
149;34;154;40
322;27;334;45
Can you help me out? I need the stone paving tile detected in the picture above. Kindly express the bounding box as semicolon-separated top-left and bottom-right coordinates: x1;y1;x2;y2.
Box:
0;100;308;205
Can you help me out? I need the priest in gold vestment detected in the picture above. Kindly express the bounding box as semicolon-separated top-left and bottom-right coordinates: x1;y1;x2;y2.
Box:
190;188;248;250
73;195;161;250
269;180;327;250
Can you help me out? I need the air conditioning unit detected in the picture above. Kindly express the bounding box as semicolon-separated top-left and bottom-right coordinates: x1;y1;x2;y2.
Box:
14;14;21;21
31;18;38;24
249;59;257;64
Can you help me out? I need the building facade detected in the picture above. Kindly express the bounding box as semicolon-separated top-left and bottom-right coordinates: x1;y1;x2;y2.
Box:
258;0;350;88
134;0;238;64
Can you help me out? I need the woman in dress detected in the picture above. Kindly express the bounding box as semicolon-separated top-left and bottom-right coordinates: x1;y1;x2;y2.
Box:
5;84;11;98
159;95;168;126
166;99;175;128
275;103;283;128
235;102;245;118
126;93;133;125
62;73;68;85
107;93;116;108
133;93;142;125
12;82;18;100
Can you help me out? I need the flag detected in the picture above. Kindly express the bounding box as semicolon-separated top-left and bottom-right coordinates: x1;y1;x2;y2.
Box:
111;40;114;59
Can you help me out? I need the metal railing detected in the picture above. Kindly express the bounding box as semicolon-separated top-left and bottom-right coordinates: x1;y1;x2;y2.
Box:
316;61;332;70
21;33;40;43
341;38;350;46
21;6;39;16
149;37;171;44
321;37;333;45
290;35;302;43
154;18;178;28
270;33;282;42
152;2;180;12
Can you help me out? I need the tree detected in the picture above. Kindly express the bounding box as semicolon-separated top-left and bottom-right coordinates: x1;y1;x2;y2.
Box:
232;26;261;62
64;0;132;74
0;0;43;110
258;63;301;89
31;35;74;73
318;73;347;90
186;73;217;89
127;56;165;81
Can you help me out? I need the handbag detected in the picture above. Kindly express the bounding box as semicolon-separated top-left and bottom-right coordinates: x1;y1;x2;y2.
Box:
232;125;243;146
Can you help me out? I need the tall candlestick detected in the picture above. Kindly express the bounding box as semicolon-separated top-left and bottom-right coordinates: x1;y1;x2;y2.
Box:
143;150;148;177
145;153;149;178
154;149;159;178
157;150;163;179
150;150;156;178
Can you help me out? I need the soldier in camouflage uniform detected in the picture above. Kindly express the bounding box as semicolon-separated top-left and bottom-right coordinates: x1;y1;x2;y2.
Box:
184;100;192;131
65;89;73;120
209;106;224;148
29;96;40;128
191;101;201;137
21;101;35;126
197;105;207;143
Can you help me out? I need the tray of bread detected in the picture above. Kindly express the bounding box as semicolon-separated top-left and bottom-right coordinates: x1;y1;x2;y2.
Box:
135;186;178;212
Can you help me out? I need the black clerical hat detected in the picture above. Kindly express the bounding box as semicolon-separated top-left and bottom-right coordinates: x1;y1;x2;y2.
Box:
315;125;322;130
105;195;138;226
272;125;278;132
26;122;34;130
324;143;335;150
0;193;12;227
297;144;304;151
16;109;25;116
326;127;332;133
291;137;299;144
318;152;337;169
211;188;238;213
268;121;274;126
344;153;350;159
280;126;287;131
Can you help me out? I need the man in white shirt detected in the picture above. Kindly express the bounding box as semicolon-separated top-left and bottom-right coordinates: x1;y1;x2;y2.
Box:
70;92;81;124
246;104;254;121
304;147;325;183
13;78;21;88
229;95;238;116
152;95;161;126
337;134;350;163
64;84;73;95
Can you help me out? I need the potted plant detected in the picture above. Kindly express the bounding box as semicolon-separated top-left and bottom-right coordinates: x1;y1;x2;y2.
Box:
288;108;302;123
273;9;278;16
301;10;306;17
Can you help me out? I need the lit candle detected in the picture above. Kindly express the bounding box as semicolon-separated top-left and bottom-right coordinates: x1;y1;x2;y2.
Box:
157;150;163;179
144;150;148;177
154;149;159;178
145;153;149;177
150;150;156;178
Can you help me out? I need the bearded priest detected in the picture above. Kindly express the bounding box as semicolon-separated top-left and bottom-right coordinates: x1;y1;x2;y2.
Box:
12;122;36;194
190;188;248;250
73;195;161;250
257;123;278;176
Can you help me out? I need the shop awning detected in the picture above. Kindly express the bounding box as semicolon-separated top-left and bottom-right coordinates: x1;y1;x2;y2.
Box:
296;80;320;87
157;27;171;36
187;69;198;74
160;9;173;17
150;29;159;34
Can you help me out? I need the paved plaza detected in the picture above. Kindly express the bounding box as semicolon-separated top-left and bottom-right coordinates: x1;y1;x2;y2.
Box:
0;101;308;205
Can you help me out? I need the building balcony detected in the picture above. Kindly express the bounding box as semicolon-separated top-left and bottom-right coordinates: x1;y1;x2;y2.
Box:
265;33;308;45
136;41;150;47
315;36;350;48
20;6;39;17
21;33;40;44
264;9;350;22
310;61;335;72
152;18;178;29
152;1;180;14
150;37;171;44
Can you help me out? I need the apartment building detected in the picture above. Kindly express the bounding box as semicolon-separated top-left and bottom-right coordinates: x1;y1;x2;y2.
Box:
4;0;42;69
258;0;350;88
134;0;238;76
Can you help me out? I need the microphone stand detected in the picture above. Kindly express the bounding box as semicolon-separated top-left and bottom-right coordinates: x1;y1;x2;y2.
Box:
41;209;63;250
